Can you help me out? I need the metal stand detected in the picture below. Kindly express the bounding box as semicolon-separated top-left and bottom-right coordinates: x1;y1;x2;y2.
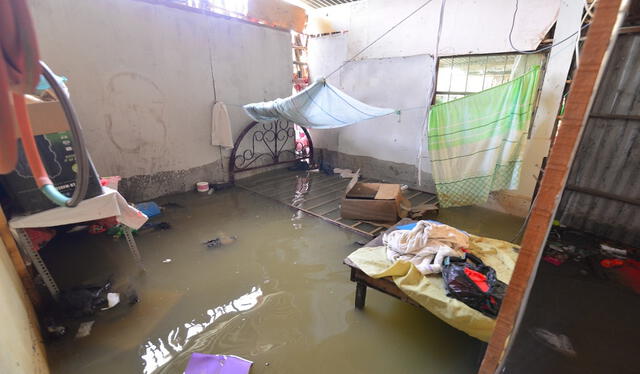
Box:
123;226;145;271
15;226;144;300
17;228;60;300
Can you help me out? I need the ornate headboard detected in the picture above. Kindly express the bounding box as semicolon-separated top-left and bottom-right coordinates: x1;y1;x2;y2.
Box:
228;120;313;183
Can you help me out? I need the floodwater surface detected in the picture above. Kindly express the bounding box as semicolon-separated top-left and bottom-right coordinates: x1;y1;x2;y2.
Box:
43;187;521;373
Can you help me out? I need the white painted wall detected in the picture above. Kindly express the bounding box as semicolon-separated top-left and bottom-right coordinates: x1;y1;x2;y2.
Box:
487;0;583;215
29;0;292;180
338;55;434;166
308;0;582;215
307;36;434;169
310;0;559;57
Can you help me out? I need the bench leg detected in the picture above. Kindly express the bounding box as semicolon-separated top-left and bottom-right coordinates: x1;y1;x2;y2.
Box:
355;282;367;309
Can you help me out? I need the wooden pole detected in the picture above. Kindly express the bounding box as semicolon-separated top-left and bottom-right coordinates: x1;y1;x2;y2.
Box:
0;207;42;309
478;0;629;372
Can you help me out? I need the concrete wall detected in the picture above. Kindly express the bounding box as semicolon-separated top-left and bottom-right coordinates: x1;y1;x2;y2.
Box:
308;34;437;189
307;0;581;216
29;0;293;201
0;241;49;374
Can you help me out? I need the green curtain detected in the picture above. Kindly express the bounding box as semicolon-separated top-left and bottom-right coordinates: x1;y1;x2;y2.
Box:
428;66;541;208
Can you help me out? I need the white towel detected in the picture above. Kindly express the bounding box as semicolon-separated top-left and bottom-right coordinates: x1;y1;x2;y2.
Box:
211;101;233;148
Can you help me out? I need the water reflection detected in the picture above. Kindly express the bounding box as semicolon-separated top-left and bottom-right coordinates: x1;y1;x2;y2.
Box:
291;175;311;230
140;286;263;374
291;174;310;209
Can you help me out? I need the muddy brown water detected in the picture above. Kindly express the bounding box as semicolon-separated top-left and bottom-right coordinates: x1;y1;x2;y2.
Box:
43;187;522;373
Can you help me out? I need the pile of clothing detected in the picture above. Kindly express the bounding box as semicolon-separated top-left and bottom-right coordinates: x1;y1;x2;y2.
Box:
347;220;519;340
382;220;468;274
382;220;506;318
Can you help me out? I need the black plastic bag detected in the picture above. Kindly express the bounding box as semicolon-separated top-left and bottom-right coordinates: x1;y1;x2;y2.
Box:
442;253;507;318
60;280;112;318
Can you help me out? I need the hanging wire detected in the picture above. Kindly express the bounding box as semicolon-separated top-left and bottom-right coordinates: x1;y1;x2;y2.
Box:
325;0;435;79
202;7;226;175
509;0;591;55
418;0;447;186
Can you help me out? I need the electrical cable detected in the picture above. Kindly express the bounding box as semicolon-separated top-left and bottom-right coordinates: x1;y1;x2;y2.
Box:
325;0;435;79
40;61;90;207
509;0;591;55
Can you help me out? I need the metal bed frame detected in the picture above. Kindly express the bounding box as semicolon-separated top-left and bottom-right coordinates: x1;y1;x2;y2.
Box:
229;120;437;238
228;119;313;183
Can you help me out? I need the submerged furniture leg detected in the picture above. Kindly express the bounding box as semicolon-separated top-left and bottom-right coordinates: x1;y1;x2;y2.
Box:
123;226;144;271
355;282;367;309
17;228;60;300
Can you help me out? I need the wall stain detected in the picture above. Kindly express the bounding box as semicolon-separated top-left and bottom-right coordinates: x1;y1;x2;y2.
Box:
104;72;168;172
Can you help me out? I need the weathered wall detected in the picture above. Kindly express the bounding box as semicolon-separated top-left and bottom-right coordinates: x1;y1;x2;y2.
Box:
307;0;582;216
484;0;582;216
558;32;640;246
28;0;292;201
308;34;437;188
0;240;49;374
324;0;559;58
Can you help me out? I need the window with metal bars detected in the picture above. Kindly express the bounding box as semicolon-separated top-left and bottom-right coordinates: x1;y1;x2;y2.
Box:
435;53;547;104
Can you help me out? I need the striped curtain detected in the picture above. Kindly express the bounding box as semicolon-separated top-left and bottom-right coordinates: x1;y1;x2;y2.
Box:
428;66;541;208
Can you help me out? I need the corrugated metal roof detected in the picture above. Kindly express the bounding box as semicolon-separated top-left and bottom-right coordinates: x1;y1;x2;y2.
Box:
298;0;360;9
558;33;640;246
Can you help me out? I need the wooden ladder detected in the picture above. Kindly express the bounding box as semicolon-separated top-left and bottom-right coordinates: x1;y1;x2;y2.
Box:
292;33;309;91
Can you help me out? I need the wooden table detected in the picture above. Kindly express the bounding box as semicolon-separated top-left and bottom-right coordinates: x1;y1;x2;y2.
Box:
343;218;426;310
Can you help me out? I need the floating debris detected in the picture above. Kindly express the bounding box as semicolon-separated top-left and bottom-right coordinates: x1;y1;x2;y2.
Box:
75;321;95;339
203;234;237;248
531;328;576;357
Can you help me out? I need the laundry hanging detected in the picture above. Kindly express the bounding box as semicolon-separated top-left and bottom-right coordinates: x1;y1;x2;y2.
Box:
243;79;395;129
211;101;234;148
428;66;541;208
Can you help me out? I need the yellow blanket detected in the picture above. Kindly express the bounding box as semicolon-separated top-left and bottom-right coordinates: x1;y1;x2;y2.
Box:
347;235;519;342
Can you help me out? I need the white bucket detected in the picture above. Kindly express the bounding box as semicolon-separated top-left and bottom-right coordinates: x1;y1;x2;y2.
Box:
196;182;210;193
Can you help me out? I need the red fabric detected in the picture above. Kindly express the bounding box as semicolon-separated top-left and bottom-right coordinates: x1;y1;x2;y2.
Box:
25;228;56;251
543;255;565;266
600;258;624;268
616;259;640;295
464;267;489;292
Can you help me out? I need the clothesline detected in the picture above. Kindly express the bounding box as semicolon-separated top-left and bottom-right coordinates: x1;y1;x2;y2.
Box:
222;100;425;116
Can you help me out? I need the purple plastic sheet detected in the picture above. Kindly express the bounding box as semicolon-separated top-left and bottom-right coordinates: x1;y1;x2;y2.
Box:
184;353;253;374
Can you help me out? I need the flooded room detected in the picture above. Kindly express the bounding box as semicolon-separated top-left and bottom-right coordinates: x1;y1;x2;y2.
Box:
1;0;639;373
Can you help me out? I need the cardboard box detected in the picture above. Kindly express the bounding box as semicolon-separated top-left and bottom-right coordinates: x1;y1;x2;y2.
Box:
340;182;402;222
0;101;103;214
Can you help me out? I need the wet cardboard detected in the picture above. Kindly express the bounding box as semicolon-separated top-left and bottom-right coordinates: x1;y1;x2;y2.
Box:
340;182;402;222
